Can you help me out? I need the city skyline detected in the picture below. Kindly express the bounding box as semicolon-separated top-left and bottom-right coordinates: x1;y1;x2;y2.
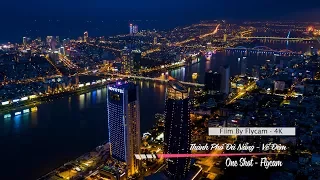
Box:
0;17;319;179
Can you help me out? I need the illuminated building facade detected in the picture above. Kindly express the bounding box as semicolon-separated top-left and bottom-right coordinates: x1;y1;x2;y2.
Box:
55;36;60;43
23;37;27;45
164;78;191;179
121;48;141;74
153;37;157;45
129;24;133;35
121;48;132;74
59;47;65;55
107;82;141;177
133;25;138;34
46;36;53;45
84;31;89;42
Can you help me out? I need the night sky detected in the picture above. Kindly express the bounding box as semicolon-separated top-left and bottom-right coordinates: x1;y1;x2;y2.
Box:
2;0;320;20
0;0;320;42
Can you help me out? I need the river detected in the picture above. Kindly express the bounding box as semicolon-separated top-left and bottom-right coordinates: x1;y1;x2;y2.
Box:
0;42;317;180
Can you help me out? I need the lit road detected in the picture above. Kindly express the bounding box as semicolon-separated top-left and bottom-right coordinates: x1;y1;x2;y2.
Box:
58;53;79;69
45;55;62;75
1;74;63;86
174;24;221;46
142;24;220;56
237;36;313;41
226;81;257;105
101;73;205;87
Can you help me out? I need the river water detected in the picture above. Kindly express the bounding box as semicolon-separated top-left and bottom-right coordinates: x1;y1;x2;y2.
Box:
0;42;317;180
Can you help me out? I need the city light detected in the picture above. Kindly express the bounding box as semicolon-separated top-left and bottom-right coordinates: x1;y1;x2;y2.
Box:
15;112;21;116
31;107;38;112
21;97;28;101
4;114;11;118
12;99;20;103
1;101;9;105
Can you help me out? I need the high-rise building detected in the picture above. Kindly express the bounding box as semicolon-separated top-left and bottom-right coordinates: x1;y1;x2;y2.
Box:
223;34;228;42
55;36;60;43
204;70;221;94
23;37;27;45
133;25;138;34
274;81;285;92
241;57;247;76
220;65;230;95
129;24;133;35
84;31;88;42
164;78;191;179
62;38;70;46
107;82;141;177
46;36;53;45
59;47;65;55
153;37;157;45
131;50;141;74
121;48;132;74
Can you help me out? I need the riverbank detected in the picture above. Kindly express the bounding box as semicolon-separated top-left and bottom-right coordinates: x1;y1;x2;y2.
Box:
0;82;114;115
37;141;110;180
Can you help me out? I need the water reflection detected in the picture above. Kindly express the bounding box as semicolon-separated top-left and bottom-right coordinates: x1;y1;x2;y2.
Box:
31;110;38;127
96;89;102;104
92;90;97;104
13;115;21;134
68;97;72;110
86;92;91;107
79;94;85;110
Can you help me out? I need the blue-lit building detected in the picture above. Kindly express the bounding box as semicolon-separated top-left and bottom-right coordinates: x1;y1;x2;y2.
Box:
164;79;191;179
107;82;141;177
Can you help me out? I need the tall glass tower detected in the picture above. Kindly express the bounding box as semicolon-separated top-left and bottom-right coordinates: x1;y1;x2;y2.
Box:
107;82;141;177
164;79;191;179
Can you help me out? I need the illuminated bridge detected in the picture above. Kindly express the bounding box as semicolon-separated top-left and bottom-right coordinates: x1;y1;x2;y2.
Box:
103;73;205;87
238;36;313;41
225;46;303;56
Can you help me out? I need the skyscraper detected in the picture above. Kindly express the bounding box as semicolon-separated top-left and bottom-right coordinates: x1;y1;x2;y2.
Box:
59;47;65;55
241;57;247;76
131;50;142;74
121;48;132;74
220;65;230;95
46;36;53;46
55;36;60;44
133;25;138;34
204;70;221;94
129;24;133;35
23;37;27;45
107;82;141;177
153;37;157;45
164;78;191;179
223;34;228;42
84;31;88;42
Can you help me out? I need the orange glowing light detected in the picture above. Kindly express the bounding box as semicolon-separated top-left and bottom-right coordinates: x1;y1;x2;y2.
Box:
168;76;176;81
307;26;315;32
